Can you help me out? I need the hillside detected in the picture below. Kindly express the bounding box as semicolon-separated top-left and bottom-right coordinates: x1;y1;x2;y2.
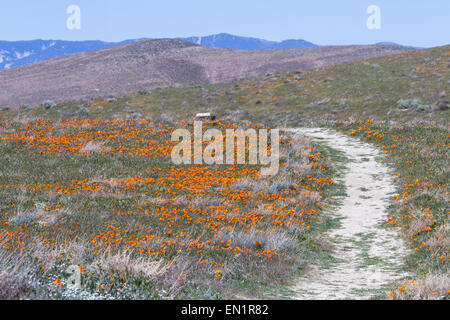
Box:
0;39;411;108
0;44;448;300
0;34;317;72
9;44;447;125
0;39;145;70
0;34;317;71
2;35;421;73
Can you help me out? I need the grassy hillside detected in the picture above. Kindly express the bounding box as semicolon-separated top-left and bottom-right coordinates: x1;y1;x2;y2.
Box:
0;41;409;108
0;45;448;299
4;45;448;126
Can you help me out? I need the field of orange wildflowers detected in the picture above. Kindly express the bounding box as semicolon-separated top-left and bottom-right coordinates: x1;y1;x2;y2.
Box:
0;44;447;300
0;118;337;299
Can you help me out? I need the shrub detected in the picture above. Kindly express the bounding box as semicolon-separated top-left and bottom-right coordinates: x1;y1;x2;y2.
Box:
397;98;431;112
77;107;90;116
42;100;57;109
138;89;150;95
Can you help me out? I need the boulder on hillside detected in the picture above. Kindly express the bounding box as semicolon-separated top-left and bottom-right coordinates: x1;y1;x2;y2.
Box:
195;112;217;121
434;100;449;111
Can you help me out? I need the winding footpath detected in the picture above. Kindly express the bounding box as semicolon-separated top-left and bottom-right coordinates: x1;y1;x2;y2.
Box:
285;128;409;300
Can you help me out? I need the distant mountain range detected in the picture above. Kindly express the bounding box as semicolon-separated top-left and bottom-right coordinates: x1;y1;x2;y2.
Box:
179;33;317;49
0;39;145;70
0;33;409;71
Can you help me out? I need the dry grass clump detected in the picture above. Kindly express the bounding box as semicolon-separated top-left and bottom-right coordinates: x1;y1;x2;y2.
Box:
80;140;111;154
425;223;449;250
393;274;450;300
234;173;296;195
144;195;226;207
237;176;289;197
0;246;47;300
10;203;46;227
90;249;166;280
10;203;73;227
296;189;322;205
156;256;205;297
217;229;295;253
41;241;90;269
0;270;44;300
407;210;436;236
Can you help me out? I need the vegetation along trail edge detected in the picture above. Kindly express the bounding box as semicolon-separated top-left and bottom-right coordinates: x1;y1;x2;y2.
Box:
284;127;410;300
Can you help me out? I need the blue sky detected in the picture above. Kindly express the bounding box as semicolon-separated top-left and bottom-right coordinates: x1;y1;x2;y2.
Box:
1;0;449;47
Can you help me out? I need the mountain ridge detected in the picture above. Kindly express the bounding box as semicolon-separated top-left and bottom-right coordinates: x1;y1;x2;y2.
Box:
0;39;146;70
1;33;414;71
0;38;412;108
178;33;318;49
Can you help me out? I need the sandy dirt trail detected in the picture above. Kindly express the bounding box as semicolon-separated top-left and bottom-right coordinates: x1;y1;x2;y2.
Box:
285;128;409;300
